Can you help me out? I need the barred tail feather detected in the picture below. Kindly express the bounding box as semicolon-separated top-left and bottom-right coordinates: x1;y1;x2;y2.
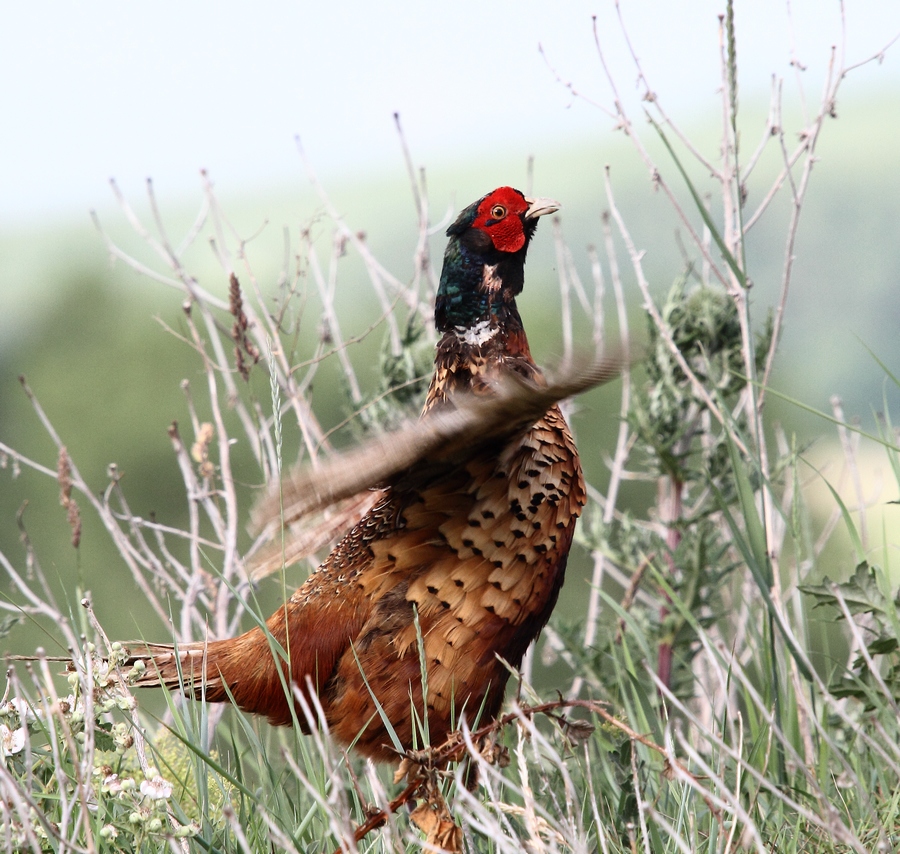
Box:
121;628;301;727
123;641;231;697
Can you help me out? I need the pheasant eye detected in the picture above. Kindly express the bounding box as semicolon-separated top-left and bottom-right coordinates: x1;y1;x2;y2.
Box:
490;204;507;220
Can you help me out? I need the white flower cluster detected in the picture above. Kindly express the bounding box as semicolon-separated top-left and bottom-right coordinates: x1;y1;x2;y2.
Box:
2;644;203;846
0;722;25;758
0;697;38;759
95;766;197;839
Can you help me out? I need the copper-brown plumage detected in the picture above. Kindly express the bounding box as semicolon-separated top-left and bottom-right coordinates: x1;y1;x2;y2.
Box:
125;187;616;761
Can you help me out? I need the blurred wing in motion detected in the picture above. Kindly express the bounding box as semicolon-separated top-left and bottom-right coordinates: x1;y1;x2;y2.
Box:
250;354;621;538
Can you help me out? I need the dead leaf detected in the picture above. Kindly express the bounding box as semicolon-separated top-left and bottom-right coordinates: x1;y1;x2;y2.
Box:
409;801;463;853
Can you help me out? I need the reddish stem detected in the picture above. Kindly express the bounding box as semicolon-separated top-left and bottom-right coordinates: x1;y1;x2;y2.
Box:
657;475;683;695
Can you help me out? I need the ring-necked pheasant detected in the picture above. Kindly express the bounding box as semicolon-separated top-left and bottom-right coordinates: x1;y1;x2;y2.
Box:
126;187;617;760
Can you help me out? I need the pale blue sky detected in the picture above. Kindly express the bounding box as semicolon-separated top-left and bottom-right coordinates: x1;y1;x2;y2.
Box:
2;1;898;227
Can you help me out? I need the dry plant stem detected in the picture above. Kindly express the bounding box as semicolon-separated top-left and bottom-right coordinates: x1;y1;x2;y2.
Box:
589;16;731;291
104;173;332;472
0;549;68;637
739;76;779;183
509;716;577;848
870;718;900;769
792;675;884;833
455;769;518;850
811;465;846;560
656;476;682;692
307;236;363;403
741;83;805;234
39;656;93;845
663;732;767;854
722;715;747;853
7;381;184;633
575;221;633;696
615;2;723;183
744;635;892;802
537;43;613;117
289;278;407;379
716;16;742;272
1;510;83;650
176;309;242;635
716;14;785;616
551;219;574;365
676;722;867;854
103;180;227;311
457;711;585;849
590;6;898;596
587;245;606;352
344;697;696;850
629;739;653;854
831;396;868;548
758;50;835;402
223;804;258;854
602;3;853;647
192;331;239;580
613;556;653;645
602;168;746;457
147;176;194;279
281;749;358;854
583;741;613;854
654;670;868;854
759;24;900;395
166;422;214;630
315;374;430;449
103;481;190;627
560;226;596;328
111;508;222;552
296;137;426;332
394;113;439;324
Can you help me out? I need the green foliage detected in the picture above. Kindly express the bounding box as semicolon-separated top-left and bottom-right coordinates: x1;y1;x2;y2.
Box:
582;276;773;703
630;275;770;483
802;562;900;708
353;314;434;435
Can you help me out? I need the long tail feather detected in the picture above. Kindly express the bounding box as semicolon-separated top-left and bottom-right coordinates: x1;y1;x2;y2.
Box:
123;641;232;697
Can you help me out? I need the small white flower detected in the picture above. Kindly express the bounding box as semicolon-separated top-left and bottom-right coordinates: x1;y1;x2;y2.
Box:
6;697;38;722
57;694;83;717
59;693;86;724
101;773;124;795
0;724;26;757
140;775;173;800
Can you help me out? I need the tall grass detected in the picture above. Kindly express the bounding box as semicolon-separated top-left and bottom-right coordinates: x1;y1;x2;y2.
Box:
2;5;900;851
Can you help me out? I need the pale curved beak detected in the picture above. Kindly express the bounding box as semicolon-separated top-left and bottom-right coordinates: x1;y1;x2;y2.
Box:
524;196;561;220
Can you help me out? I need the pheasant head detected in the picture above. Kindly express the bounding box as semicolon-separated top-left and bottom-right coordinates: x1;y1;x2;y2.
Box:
434;186;559;335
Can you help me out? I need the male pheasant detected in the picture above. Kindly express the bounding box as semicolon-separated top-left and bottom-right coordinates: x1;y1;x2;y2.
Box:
127;187;614;760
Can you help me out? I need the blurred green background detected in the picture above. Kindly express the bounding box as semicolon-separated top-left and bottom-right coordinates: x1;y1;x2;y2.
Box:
2;92;899;665
2;2;899;698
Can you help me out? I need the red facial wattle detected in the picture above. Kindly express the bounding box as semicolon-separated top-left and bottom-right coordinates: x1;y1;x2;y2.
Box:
473;187;530;253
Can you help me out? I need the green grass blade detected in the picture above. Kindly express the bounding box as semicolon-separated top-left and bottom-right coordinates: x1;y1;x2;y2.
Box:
648;118;747;288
